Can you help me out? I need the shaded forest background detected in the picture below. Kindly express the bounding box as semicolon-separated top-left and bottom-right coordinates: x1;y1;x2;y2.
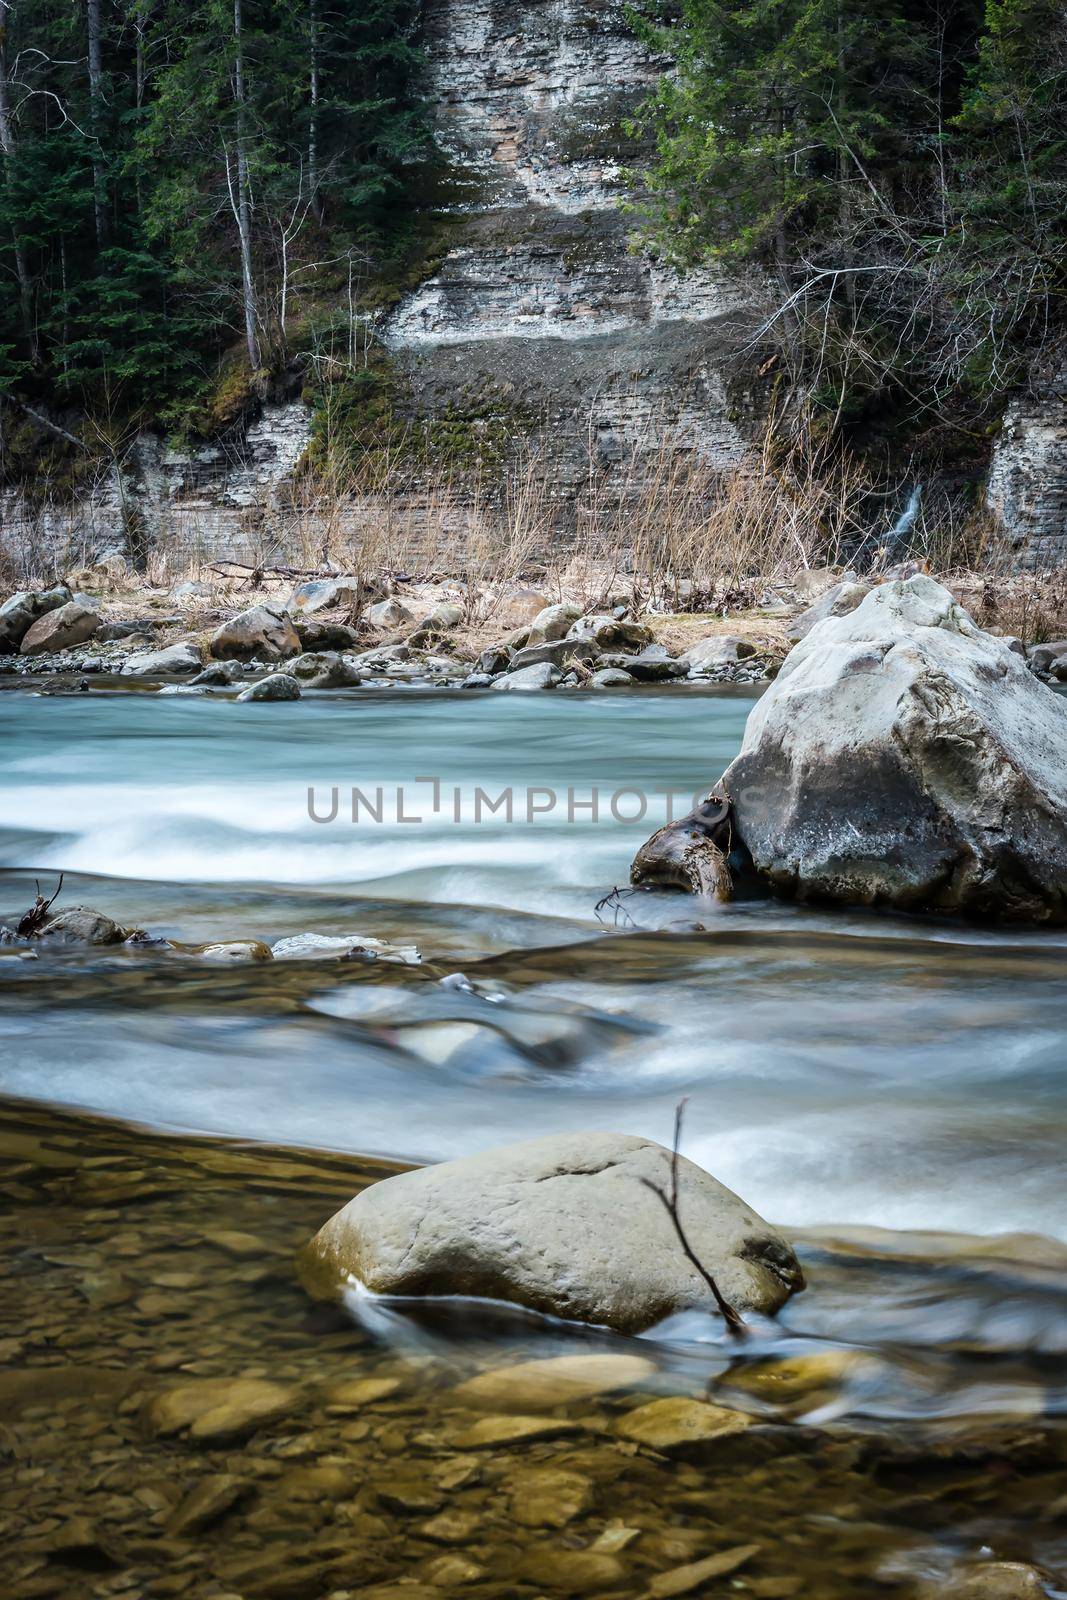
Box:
0;0;1061;479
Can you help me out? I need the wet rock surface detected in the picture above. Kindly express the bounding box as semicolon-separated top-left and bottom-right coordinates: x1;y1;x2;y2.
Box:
301;1131;804;1329
0;1100;1065;1600
634;576;1067;922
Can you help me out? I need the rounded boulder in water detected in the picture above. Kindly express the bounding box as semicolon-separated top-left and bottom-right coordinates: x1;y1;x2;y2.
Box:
299;1131;803;1332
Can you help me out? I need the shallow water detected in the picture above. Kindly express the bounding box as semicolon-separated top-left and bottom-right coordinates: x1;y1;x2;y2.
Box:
3;682;1067;1594
2;1099;1067;1600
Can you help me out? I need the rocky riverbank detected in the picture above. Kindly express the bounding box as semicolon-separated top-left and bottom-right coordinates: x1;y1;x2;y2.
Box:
3;564;1064;700
3;1097;1066;1600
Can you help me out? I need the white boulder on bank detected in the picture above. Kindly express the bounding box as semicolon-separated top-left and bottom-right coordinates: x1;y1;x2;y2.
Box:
300;1131;803;1333
722;575;1067;921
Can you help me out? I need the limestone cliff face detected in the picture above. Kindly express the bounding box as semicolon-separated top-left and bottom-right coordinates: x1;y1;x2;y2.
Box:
987;346;1067;567
1;402;313;572
381;0;749;486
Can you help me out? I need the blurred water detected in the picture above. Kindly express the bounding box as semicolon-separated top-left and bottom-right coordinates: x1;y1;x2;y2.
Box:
2;684;1066;1247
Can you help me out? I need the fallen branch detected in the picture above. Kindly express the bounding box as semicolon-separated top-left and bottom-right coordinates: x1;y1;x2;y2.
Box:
641;1098;747;1339
16;873;64;938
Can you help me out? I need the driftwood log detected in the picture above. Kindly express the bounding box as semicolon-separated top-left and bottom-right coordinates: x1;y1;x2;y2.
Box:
630;795;735;902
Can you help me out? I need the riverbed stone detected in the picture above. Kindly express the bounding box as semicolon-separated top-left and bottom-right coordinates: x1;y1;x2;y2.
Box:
414;601;463;633
510;638;600;672
166;1473;250;1535
211;603;300;662
20;598;99;655
643;1543;762;1599
323;1376;403;1410
925;1563;1051;1599
1027;638;1067;673
509;1465;594;1527
366;597;415;629
568;614;652;649
719;576;1067;921
39;906;126;945
302;1132;803;1333
682;635;759;672
293;617;359;651
720;1347;872;1404
191;661;245;686
591;667;635;687
287;651;361;688
288;577;366;615
613;1396;752;1451
526;601;582;646
449;1353;658;1411
0;584;72;650
121;641;204;676
491;661;560;691
237;672;302;702
517;1548;626;1594
198;940;274;962
145;1377;298;1440
451;1414;582;1448
626;643;689;681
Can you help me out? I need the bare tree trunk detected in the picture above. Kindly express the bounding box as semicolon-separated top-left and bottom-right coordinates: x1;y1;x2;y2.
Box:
232;0;259;368
308;0;321;220
86;0;108;245
0;7;37;360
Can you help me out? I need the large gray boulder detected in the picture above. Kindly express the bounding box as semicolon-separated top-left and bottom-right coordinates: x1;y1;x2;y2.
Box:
637;576;1067;923
211;603;299;662
20;599;99;655
299;1131;803;1333
0;584;72;652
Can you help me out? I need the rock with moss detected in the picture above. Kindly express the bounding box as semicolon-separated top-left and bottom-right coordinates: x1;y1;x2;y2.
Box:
237;673;302;702
287;652;362;688
300;1131;803;1333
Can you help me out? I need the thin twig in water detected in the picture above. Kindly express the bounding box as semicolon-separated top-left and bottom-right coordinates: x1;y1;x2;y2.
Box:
593;885;640;930
641;1098;748;1339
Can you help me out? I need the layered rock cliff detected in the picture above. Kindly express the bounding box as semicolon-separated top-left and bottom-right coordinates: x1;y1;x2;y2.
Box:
381;0;749;489
987;344;1067;569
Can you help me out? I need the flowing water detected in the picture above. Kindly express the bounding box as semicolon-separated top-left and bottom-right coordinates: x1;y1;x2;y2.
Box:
2;681;1067;1598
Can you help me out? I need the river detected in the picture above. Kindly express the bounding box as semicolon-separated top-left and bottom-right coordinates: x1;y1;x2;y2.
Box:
2;682;1066;1597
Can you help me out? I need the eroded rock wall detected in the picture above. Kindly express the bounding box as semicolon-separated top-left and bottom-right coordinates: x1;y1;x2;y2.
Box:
380;0;751;491
1;402;313;576
987;346;1067;567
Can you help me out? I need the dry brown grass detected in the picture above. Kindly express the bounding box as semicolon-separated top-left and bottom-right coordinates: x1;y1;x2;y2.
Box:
3;418;1064;651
